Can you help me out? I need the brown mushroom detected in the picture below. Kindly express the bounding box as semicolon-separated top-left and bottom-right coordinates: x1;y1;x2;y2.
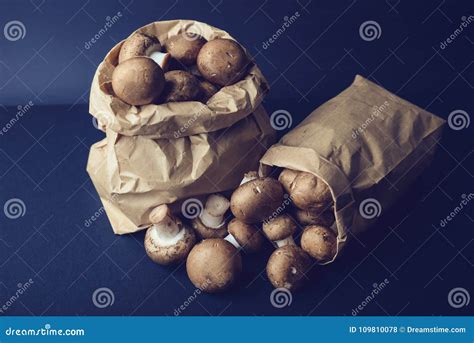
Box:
191;194;230;239
165;33;207;66
266;245;311;290
111;57;165;106
289;171;333;212
262;214;297;247
278;168;299;194
186;238;242;293
292;208;335;227
161;70;201;102
197;38;249;86
225;218;264;253
144;204;196;265
300;225;337;263
118;32;170;70
230;175;285;224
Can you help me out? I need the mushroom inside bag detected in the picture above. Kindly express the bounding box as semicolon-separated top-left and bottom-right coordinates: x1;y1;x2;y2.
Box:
260;75;445;264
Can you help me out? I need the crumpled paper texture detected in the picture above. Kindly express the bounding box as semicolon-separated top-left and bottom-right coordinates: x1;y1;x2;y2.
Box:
87;20;275;234
260;75;445;263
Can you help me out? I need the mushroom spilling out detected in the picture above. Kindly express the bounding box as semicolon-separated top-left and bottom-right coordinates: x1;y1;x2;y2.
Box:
278;168;298;193
266;245;312;290
230;174;285;224
262;214;297;248
191;194;230;239
164;33;207;66
144;204;196;265
224;218;264;253
162;70;201;102
186;238;242;293
111;57;165;106
292;207;335;227
197;38;249;86
119;32;171;71
280;169;333;213
300;225;337;263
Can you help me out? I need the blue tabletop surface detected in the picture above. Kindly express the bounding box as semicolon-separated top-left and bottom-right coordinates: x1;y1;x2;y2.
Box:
0;0;472;316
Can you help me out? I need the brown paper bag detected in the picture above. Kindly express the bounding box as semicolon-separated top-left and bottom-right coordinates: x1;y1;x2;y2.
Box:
87;20;275;234
260;75;445;263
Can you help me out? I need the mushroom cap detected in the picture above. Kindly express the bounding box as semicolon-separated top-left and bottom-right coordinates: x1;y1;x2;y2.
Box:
197;38;249;86
199;80;219;102
262;214;297;241
112;57;165;106
290;172;333;212
301;225;337;263
149;203;172;224
292;208;335;227
119;32;162;63
230;177;285;224
266;245;311;290
278;168;299;194
161;70;201;102
227;218;264;253
191;216;228;239
186;238;242;293
144;221;196;265
205;194;230;217
164;33;207;66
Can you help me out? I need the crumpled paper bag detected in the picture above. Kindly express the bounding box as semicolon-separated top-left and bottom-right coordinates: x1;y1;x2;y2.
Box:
87;20;275;234
260;75;445;263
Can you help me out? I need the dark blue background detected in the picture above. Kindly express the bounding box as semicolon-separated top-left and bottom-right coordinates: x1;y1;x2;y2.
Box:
0;0;472;316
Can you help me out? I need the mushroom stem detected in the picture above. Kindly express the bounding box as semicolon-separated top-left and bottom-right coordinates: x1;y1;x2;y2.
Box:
274;236;296;248
224;234;241;249
239;171;258;185
149;51;171;71
199;194;230;229
149;205;184;246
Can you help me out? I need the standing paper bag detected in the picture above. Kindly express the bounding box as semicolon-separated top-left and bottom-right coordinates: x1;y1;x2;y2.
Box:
260;75;445;262
87;20;275;234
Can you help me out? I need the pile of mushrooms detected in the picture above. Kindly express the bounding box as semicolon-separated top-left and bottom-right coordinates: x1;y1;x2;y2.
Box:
111;31;250;106
144;168;338;293
229;169;337;291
